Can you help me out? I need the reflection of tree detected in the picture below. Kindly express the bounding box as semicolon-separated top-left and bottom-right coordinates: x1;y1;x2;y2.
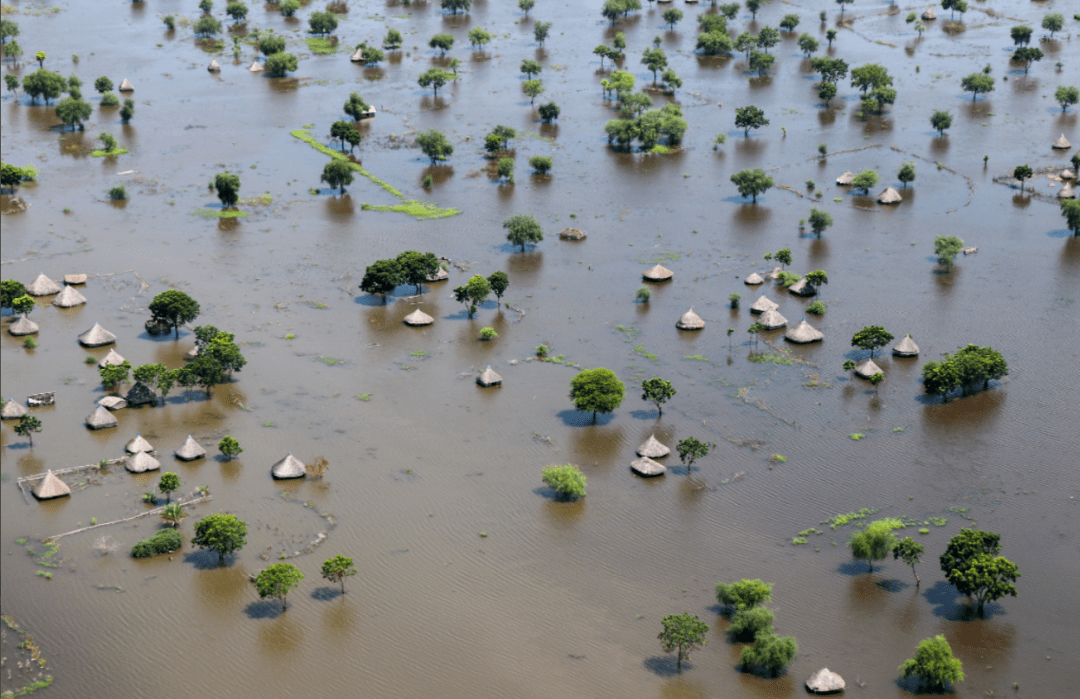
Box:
846;574;890;617
658;675;708;699
942;619;1016;667
257;617;306;658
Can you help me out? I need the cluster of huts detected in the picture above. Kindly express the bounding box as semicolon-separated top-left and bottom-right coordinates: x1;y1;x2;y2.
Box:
8;273;89;337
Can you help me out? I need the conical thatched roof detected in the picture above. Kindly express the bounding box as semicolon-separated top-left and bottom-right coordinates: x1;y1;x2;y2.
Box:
78;322;116;347
750;295;779;314
126;451;161;473
1060;169;1075;180
125;382;156;406
64;274;88;285
175;435;206;461
85;405;118;429
119;79;134;91
33;471;71;500
630;456;666;477
892;335;920;357
1058;183;1076;199
98;395;127;410
921;8;936;20
558;227;587;240
744;272;765;285
788;278;816;297
636;434;670;458
271;452;306;479
477;365;502;387
1;398;27;420
125;433;154;454
877;187;903;204
26;273;61;296
855;358;883;379
350;48;364;62
185;346;199;360
248;61;264;72
676;308;704;330
642;264;673;281
9;315;39;336
403;308;434;326
1051;134;1071;150
208;60;220;72
98;349;125;368
758;309;788;330
785;319;823;344
425;267;449;282
836;171;855;185
52;285;87;308
767;266;783;280
806;667;846;694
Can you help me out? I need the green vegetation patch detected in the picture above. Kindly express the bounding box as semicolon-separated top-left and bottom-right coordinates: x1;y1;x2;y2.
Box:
683;355;709;362
632;344;658;363
927;517;947;527
306;37;342;55
823;508;878;530
748;352;794;365
317;356;344;366
90;148;130;158
191;209;248;219
637;250;680;264
649;144;672;154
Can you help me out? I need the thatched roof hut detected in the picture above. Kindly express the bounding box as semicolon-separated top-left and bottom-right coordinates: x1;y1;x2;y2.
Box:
855;358;883;379
767;265;784;280
750;295;779;314
33;471;71;500
208;60;220;72
892;335;920;357
836;171;855;185
52;285;87;308
271;453;306;479
403;308;434;326
921;8;936;20
642;264;673;281
1060;169;1075;180
9;315;39;336
630;456;666;477
125;433;154;454
1052;134;1071;150
79;322;116;347
185;347;199;360
877;187;903;204
175;435;207;462
119;79;134;91
248;61;264;72
350;48;364;62
785;319;823;344
98;349;125;368
676;308;704;330
26;273;61;296
1;398;27;420
758;309;788;330
477;365;502;387
1059;183;1076;199
126;451;161;473
64;274;88;285
425;267;449;282
98;395;127;410
743;272;765;285
636;434;670;458
85;405;118;430
788;278;816;297
806;667;846;694
558;228;587;240
125;382;156;406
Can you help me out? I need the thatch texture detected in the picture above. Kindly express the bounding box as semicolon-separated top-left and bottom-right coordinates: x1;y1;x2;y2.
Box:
477;365;503;387
1058;183;1076;199
877;187;903;204
125;433;154;454
892;335;920;357
642;264;673;281
676;308;705;330
767;265;783;280
126;451;161;473
758;309;788;330
271;453;306;479
208;60;220;72
1052;134;1071;150
248;61;264;72
921;8;936;20
78;322;116;347
52;285;87;308
33;471;71;500
1060;169;1075;180
125;382;156;406
1;398;27;420
350;48;364;62
806;668;846;694
855;358;883;379
98;396;128;410
630;456;666;477
787;278;816;297
558;228;587;240
26;273;61;296
743;272;765;285
9;315;39;336
64;274;88;285
403;309;434;326
785;319;823;344
835;171;855;185
425;267;449;282
750;295;779;314
85;405;118;430
175;435;207;462
636;434;670;458
98;349;125;368
119;79;134;91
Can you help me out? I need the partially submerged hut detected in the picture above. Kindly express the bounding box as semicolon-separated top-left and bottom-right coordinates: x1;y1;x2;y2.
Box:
403;309;434;326
785;319;823;344
750;295;779;314
835;171;855;185
855;358;883;379
642;264;673;282
1060;169;1075;180
271;453;306;479
98;396;127;410
126;451;161;473
636;434;670;458
630;456;666;477
743;272;765;285
33;471;71;500
9;315;39;336
98;349;125;368
248;61;264;73
185;347;199;360
119;79;134;91
558;228;587;240
208;60;220;72
767;266;783;280
1059;183;1076;199
175;435;207;462
806;668;846;694
921;8;936;20
125;433;154;454
877;187;903;205
350;48;364;62
85;405;118;430
79;323;116;347
52;285;87;308
125;382;156;406
477;365;502;387
425;267;449;282
892;335;920;357
788;278;816;297
64;274;88;285
676;308;704;330
758;309;788;330
1052;134;1071;150
1;398;27;420
26;273;61;296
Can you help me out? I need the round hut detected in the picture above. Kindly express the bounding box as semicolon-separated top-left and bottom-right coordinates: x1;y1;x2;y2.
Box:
921;8;936;20
126;451;161;473
787;278;816;297
892;335;920;357
785;319;823;344
425;267;449;282
750;295;779;314
33;471;71;500
676;308;704;330
78;323;116;347
630;456;666;477
248;61;264;73
119;79;135;91
208;60;221;72
403;309;434;326
758;309;788;330
1052;134;1071;150
125;433;154;454
271;453;306;479
175;435;207;462
64;274;88;285
743;272;765;285
1;398;28;420
98;396;127;410
854;358;884;379
52;285;87;308
26;273;61;296
806;668;846;694
1059;169;1075;180
85;405;118;430
835;171;855;185
9;315;39;336
642;264;673;282
477;365;503;387
350;47;365;62
98;349;126;368
558;228;587;240
636;434;670;458
877;187;903;205
124;382;156;407
1058;183;1076;199
767;265;783;280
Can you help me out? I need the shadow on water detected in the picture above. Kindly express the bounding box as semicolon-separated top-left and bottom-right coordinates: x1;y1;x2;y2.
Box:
643;656;685;678
557;408;615;428
923;580;1009;621
875;578;910;593
310;586;342;602
244;599;283;620
184;549;233;570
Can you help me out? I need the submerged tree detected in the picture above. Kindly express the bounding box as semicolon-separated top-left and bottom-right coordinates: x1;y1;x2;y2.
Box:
360;259;404;303
893;537;925;585
214;172;241;208
640;377;675;416
13;415;42;448
254;563;304;611
503;213;544;252
192;513;248;564
851;325;893;357
321;555;358;594
849;518;901;573
569;368;625;423
939;528;1019;616
415;129;454;163
730;169;774;203
658;613;709;671
899;636;964;691
452;274;491;319
149;290;201;338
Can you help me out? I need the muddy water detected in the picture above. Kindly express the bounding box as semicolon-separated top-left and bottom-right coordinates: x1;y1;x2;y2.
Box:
1;1;1078;697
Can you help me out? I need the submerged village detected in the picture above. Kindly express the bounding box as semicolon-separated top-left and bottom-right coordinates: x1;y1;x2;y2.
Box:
1;1;1077;698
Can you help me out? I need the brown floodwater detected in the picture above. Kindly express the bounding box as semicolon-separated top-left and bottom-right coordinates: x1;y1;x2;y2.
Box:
2;1;1078;697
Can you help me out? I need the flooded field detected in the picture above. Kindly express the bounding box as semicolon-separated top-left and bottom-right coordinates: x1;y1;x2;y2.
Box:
2;1;1078;697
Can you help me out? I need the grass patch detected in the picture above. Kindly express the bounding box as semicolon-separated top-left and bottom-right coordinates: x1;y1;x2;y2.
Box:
637;250;680;264
849;433;865;440
355;393;372;401
632;344;658;363
306;37;342;55
241;193;273;206
90;148;130;158
262;422;276;428
4;675;55;696
192;209;248;219
317;357;344;366
791;537;808;545
748;352;794;365
683;355;709;362
649;144;671;154
927;517;947;527
770;454;787;463
823;508;878;530
614;324;641;341
409;350;429;357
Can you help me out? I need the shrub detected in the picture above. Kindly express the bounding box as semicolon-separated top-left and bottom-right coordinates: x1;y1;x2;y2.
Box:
729;292;741;309
739;632;798;677
728;606;774;641
636;287;651;302
108;185;127;200
479;327;498;341
100;91;119;106
535;344;549;357
541;464;586;500
806;301;826;315
529;155;552;174
23;337;38;349
421;174;433;188
131;528;183;558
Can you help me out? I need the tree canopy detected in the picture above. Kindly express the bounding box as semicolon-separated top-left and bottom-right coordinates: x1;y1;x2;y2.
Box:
730;169;774;203
396;251;440;295
504;213;544;251
849;518;901;573
734;105;769;136
658;613;709;671
415;129;454;163
149;290;201;338
321;555;358;594
254;563;304;611
851;325;893;357
640;377;675;416
899;635;964;691
569;368;625;422
360;259;403;303
715;579;773;613
192;513;248;564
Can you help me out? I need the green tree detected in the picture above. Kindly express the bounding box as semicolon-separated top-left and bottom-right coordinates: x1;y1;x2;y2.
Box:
818;82;837;106
265;52;297;77
1062;199;1080;236
218;435;242;460
641;377;675;416
161;502;188;528
54;97;91;131
120;98;135;123
418;68;453;96
397;251;440;295
4;74;18;95
675;436;712;474
715;579;773;613
214;171;241;207
193;15;223;37
534;21;553;46
779;14;799;32
658;613;709;671
13;415;41;448
811;56;849;84
641;47;667;83
254;563;304;611
730;169;774;203
921;360;959;401
11;294;35;316
383;28;403;50
826;28;838;46
728;607;774;641
930;109;952;135
934;234;964;268
1012;46;1043;75
851;63;892;94
321;555;358;594
487;271;509;301
1010;25;1032;47
158;472;180;503
204;332;246;376
94;76;113;94
893;537;925;585
428;33;454;54
98;132;119;153
442;0;472;14
808;208;832;237
519;0;535;15
1041;13;1064;38
734;105;769;136
661;69;682;95
467;27;491;50
746;0;763;19
662;7;682;29
199;0;213;13
899;636;964;691
1013;164;1033;193
869;86;896;113
343;92;370;121
415;129;454;164
503;213;544;252
748;51;775;77
149;290;201;338
836;0;852;13
523;79;545;104
360;259;403;303
258;34;286;57
529;155;553;174
157;369;179;406
280;0;300;16
940;529;1019;616
308;11;338;36
321;159;355;195
897;162;916;188
496;157;514;182
100;361;132;394
569;368;625;423
849;518;901;573
797;33;818;57
804;270;828;294
540;464;587;500
453;274;491;318
225;2;248;22
184;354;225;396
0;18;18;43
756;26;779;53
0;280;27;309
739;632;798;677
719;3;739;20
133;363;166;398
1055;85;1079;112
329;120;355;152
192;513;248;564
696;31;733;55
961;72;994;101
851;169;879;194
851;325;893;357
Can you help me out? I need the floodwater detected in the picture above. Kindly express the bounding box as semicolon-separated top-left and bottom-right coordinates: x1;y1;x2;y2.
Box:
1;0;1078;697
